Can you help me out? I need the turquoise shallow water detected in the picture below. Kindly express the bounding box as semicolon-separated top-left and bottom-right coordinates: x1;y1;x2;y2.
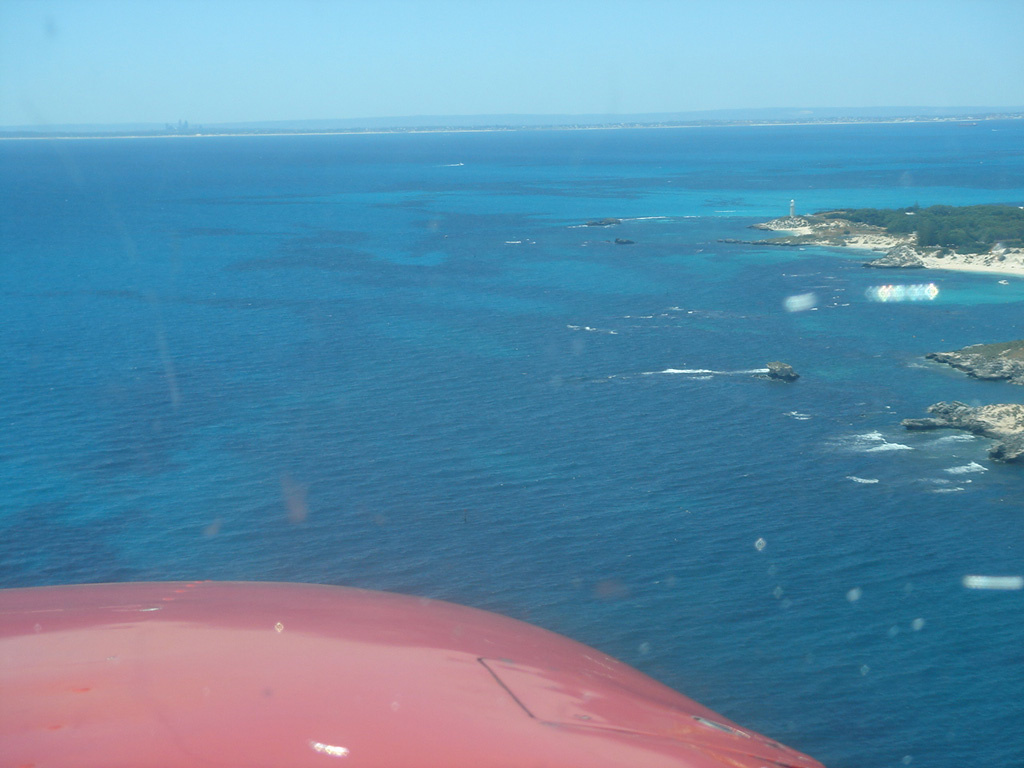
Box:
3;122;1024;767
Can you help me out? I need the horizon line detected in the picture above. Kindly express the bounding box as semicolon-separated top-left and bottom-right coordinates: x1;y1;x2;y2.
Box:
4;105;1024;134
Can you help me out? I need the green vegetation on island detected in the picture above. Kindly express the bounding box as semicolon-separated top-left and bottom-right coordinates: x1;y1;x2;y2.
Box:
820;204;1024;253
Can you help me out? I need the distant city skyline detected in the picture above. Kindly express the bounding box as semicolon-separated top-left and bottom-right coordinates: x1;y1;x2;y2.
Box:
2;0;1023;128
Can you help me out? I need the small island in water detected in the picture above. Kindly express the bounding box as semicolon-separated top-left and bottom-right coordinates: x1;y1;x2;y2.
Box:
751;204;1024;275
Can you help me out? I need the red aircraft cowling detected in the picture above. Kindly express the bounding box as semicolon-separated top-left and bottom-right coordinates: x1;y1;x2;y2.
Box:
0;581;825;768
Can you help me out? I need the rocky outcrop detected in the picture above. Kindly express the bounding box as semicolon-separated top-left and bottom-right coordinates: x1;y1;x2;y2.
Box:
751;216;815;232
989;435;1024;463
745;214;913;252
926;340;1024;385
765;361;799;381
902;401;1024;462
585;218;621;227
864;244;926;269
614;238;635;245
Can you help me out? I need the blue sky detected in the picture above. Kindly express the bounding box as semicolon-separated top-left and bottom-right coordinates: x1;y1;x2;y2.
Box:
2;0;1023;127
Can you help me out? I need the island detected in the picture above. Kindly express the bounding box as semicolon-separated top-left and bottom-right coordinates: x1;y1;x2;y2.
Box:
750;204;1024;275
765;361;799;381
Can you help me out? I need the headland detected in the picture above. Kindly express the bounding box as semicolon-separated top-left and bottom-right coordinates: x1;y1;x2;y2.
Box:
926;340;1024;384
749;204;1024;276
903;340;1024;463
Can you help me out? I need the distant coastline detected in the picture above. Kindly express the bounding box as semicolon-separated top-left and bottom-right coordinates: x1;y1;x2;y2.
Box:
3;111;1023;141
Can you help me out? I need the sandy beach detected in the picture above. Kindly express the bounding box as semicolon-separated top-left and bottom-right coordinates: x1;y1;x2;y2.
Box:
917;249;1024;276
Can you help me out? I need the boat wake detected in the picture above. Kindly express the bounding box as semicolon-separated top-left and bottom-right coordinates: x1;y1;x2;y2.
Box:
642;367;770;377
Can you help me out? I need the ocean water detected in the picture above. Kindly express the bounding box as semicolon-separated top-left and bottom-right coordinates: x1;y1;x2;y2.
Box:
3;121;1024;767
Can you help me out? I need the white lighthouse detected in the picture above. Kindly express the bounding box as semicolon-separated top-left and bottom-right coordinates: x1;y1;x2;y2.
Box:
789;199;795;217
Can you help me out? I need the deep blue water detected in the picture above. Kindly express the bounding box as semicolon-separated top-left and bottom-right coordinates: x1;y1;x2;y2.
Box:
3;122;1024;767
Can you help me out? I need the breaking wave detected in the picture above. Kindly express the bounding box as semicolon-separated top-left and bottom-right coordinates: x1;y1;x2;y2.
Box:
567;324;618;335
932;433;977;444
836;431;913;453
945;461;987;475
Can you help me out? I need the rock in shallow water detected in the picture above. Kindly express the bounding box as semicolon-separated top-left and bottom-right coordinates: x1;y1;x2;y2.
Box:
766;361;799;381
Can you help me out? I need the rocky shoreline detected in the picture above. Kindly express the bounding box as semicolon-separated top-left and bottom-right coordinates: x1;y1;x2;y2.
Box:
902;340;1024;463
741;213;1024;275
730;212;1024;463
903;401;1024;462
926;340;1024;385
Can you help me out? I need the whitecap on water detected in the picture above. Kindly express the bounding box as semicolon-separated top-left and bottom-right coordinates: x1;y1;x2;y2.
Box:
835;431;913;453
944;461;987;475
847;476;880;484
867;441;913;452
932;433;977;444
567;325;618;335
785;411;812;421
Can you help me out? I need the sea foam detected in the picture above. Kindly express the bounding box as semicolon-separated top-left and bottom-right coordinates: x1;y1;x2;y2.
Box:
945;461;987;475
